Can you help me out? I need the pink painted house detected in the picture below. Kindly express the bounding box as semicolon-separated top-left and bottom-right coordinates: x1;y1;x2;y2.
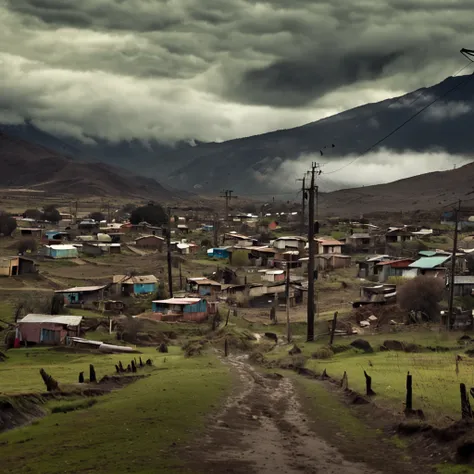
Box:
18;314;82;345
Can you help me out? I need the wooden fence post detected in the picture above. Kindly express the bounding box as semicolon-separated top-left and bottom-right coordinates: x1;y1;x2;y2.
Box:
460;383;473;419
405;372;412;413
341;371;348;390
89;364;97;383
78;372;84;383
329;311;338;346
39;368;59;392
224;338;229;357
364;370;376;396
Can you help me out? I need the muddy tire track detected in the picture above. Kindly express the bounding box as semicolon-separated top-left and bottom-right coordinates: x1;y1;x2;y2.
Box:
185;355;385;474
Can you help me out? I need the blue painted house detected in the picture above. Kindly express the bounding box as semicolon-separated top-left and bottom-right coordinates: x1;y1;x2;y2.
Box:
45;244;78;259
152;297;208;322
44;230;70;242
55;285;107;305
207;247;230;259
113;274;158;296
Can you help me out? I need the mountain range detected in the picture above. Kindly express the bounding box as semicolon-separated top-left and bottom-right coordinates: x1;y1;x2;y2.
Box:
1;74;474;203
0;131;178;200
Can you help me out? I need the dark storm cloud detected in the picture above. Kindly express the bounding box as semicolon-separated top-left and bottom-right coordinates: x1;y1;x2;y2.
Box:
1;0;474;143
235;50;405;107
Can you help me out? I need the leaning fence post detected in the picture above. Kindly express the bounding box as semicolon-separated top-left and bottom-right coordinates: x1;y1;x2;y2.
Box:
405;372;412;413
340;371;348;390
329;311;338;346
460;383;473;420
364;370;376;396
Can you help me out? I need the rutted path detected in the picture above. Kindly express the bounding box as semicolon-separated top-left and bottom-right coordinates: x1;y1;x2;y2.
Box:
185;355;385;474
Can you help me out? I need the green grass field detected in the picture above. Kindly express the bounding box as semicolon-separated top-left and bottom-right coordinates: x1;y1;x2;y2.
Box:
0;349;231;474
0;346;160;393
265;328;472;423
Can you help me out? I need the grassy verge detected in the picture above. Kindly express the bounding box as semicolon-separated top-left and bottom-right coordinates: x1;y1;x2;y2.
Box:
0;346;163;393
0;351;231;474
306;349;472;421
264;329;472;422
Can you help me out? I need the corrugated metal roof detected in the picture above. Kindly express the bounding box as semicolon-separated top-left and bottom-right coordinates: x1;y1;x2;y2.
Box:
274;236;307;241
19;314;83;326
55;285;106;293
350;233;371;239
316;238;343;245
366;255;390;262
45;244;77;250
454;276;474;285
187;277;221;286
153;297;202;305
376;259;414;266
136;234;164;240
224;233;252;240
113;274;158;284
408;256;450;269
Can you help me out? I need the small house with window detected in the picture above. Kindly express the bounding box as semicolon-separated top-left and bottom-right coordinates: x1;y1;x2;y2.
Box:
44;244;79;259
408;256;450;278
55;285;107;305
151;297;209;322
315;238;343;255
18;314;82;345
0;256;37;277
113;274;158;296
186;277;222;301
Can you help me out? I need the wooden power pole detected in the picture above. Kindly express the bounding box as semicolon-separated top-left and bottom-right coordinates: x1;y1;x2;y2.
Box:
297;176;306;236
166;207;173;298
448;200;461;329
285;256;292;343
306;163;321;342
213;213;219;247
220;190;237;224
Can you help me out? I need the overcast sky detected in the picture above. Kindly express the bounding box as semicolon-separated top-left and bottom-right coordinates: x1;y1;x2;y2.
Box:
1;0;474;149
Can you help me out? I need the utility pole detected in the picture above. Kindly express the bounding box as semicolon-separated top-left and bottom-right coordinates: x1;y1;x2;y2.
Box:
166;207;173;298
213;213;219;247
179;259;183;290
306;162;321;342
220;190;237;224
297;176;306;236
285;256;292;343
448;200;461;329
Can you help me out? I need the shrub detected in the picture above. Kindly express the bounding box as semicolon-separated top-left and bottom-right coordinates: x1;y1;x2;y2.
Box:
130;202;167;226
0;212;17;236
42;205;61;223
311;347;334;359
89;212;105;222
231;250;250;267
17;238;37;254
398;276;444;321
23;209;42;220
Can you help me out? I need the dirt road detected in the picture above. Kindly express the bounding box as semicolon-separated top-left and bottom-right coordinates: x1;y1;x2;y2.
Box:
186;355;389;474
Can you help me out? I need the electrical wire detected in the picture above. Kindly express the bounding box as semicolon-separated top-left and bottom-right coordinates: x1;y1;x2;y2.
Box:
323;63;474;176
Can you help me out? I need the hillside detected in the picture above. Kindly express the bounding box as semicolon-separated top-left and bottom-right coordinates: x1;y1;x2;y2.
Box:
319;161;474;216
2;74;474;194
0;131;177;200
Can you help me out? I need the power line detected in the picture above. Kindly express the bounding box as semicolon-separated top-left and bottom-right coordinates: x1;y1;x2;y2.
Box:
324;64;474;176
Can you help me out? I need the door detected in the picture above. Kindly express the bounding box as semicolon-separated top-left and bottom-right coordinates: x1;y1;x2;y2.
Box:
11;265;18;276
40;329;59;344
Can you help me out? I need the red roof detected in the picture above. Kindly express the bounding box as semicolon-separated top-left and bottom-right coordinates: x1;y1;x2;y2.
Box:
316;238;342;245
